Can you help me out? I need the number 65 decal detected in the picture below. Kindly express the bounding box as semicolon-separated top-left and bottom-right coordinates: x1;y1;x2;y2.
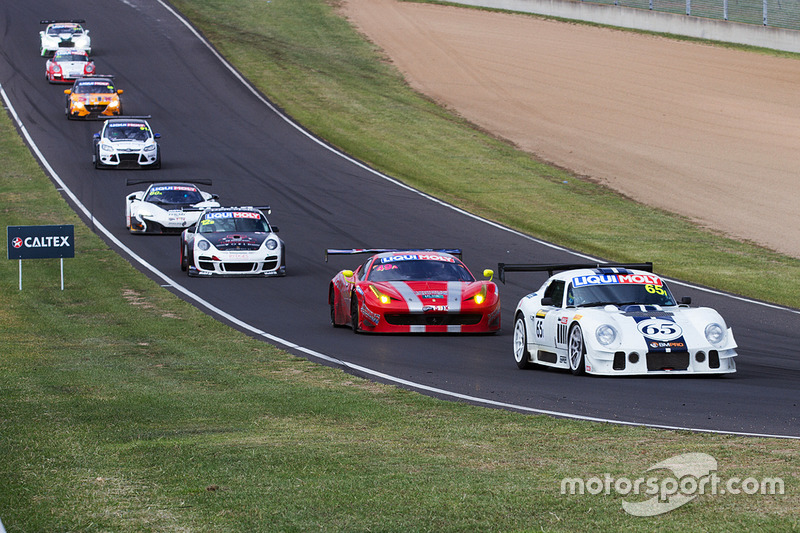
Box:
636;319;683;341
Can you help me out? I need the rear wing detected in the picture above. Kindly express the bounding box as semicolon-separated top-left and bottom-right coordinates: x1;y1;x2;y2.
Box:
125;178;213;187
497;262;653;284
41;19;86;24
325;248;463;262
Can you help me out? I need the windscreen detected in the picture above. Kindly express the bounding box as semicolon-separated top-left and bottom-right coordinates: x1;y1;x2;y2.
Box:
568;277;675;307
368;257;474;282
199;212;269;233
144;186;203;206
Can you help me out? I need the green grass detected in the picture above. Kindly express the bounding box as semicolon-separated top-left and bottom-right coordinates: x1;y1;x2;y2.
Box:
1;0;799;530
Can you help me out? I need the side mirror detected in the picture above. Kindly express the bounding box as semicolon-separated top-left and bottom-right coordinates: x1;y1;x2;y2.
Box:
64;89;71;95
680;296;692;305
271;226;279;233
541;296;554;306
483;269;494;281
342;270;354;279
211;194;220;200
117;89;124;94
154;133;161;139
93;133;100;139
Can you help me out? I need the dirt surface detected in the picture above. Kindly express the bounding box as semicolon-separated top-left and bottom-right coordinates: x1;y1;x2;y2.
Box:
342;0;800;258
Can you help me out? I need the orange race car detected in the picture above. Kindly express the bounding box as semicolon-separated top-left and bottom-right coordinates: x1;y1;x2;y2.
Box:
64;75;123;120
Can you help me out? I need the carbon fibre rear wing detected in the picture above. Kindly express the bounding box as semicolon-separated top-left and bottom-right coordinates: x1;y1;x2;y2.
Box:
497;262;653;284
325;248;463;262
125;178;213;186
40;19;86;24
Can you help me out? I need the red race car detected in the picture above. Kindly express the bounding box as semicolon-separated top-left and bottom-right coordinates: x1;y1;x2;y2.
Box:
46;48;95;83
327;249;500;333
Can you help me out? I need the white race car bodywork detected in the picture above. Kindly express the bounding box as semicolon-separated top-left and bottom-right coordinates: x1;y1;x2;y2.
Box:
180;207;286;277
126;183;220;234
509;265;737;376
94;118;160;169
40;22;91;57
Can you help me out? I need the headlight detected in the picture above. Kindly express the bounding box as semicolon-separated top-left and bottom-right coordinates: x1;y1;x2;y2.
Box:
265;239;278;250
138;210;153;218
705;323;725;345
369;285;392;305
108;100;120;109
472;285;488;305
99;143;113;152
197;239;211;251
144;144;156;152
595;324;618;346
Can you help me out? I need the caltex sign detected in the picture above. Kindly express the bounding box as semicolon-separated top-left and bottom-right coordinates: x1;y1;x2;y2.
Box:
7;225;74;260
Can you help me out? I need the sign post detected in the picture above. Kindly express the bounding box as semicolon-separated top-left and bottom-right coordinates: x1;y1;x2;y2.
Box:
7;225;75;290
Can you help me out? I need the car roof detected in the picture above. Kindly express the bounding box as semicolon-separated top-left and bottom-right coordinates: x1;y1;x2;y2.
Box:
371;250;459;261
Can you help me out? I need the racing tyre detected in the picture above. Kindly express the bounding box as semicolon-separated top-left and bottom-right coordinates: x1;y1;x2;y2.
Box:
513;314;534;369
93;148;105;169
153;148;161;169
329;288;340;327
180;242;189;272
568;324;587;376
350;294;361;334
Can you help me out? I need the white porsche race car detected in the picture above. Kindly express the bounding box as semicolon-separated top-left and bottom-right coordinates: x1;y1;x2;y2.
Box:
93;117;161;169
126;180;220;234
502;263;737;376
40;20;91;57
180;206;285;277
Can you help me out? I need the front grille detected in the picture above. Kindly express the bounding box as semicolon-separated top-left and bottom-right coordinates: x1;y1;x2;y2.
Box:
646;351;689;371
85;105;106;113
119;153;139;162
263;259;278;270
384;313;482;326
222;262;256;272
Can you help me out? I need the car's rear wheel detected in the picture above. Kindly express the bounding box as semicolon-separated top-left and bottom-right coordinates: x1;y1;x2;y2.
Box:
568;324;587;376
513;314;534;369
350;294;361;334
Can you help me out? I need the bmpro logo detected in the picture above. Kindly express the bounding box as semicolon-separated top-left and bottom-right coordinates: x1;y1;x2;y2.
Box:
560;452;784;516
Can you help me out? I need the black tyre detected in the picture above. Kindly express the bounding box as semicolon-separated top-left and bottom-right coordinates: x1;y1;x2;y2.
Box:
180;242;189;272
329;287;339;327
350;294;361;334
513;314;534;369
568;324;587;376
153;148;161;169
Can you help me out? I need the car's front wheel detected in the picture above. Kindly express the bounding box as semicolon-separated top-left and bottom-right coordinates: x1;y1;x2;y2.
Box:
513;314;534;369
180;242;189;272
568;324;587;376
350;294;361;334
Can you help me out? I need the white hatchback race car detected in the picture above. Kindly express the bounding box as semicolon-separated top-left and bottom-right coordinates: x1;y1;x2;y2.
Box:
40;20;91;57
180;206;285;277
93;117;161;169
502;263;737;376
126;180;220;234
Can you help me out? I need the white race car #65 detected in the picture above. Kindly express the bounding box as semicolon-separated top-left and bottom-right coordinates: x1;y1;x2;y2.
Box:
125;180;220;234
502;263;737;376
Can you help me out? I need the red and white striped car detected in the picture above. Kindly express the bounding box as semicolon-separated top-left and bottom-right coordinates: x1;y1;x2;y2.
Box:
327;249;500;334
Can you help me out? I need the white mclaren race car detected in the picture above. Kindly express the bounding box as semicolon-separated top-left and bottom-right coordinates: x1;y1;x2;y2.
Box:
93;117;161;169
125;180;220;234
502;263;737;376
40;20;91;57
180;206;285;277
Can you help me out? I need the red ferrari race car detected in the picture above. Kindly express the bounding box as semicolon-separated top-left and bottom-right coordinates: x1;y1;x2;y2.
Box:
327;249;500;333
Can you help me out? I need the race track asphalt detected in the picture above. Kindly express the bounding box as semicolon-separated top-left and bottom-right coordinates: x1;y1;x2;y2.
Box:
3;0;799;437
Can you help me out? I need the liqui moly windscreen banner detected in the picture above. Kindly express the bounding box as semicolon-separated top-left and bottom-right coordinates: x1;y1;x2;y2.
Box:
7;225;75;260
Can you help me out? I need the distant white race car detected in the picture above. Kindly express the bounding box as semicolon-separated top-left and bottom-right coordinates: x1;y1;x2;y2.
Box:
40;20;91;57
126;180;220;234
93;117;161;169
180;206;285;277
502;263;737;376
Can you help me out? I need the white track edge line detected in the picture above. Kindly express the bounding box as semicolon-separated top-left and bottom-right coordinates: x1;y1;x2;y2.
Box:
1;7;796;439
